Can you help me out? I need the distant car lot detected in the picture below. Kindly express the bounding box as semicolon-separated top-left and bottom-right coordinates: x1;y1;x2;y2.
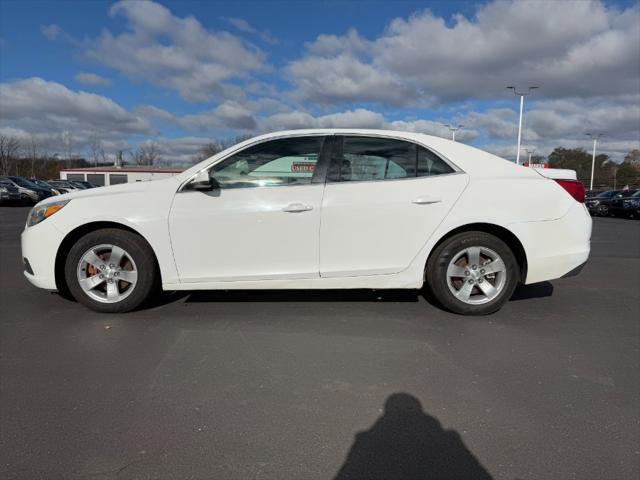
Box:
0;206;639;480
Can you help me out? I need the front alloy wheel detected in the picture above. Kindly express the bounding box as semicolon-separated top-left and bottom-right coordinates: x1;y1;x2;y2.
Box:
65;228;158;313
76;244;139;303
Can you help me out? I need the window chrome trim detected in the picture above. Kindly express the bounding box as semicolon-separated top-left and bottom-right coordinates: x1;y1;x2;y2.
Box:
324;171;466;186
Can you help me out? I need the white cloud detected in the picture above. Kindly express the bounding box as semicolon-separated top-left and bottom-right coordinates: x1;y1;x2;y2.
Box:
85;0;267;102
464;95;640;161
0;78;154;156
286;53;415;106
75;72;112;87
223;17;278;45
286;0;640;105
41;24;62;40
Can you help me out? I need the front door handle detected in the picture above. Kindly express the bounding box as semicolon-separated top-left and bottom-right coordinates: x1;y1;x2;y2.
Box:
412;196;442;205
282;202;313;213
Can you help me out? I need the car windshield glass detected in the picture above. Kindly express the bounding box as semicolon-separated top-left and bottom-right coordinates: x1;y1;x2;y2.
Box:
631;191;640;198
11;177;38;188
596;191;613;198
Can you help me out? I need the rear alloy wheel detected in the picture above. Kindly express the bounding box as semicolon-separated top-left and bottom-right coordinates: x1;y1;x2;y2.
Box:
426;232;519;315
65;228;158;313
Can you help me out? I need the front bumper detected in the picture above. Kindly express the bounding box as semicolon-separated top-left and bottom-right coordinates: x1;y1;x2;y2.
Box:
21;220;65;290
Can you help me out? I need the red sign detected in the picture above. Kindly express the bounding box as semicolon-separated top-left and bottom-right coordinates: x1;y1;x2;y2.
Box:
291;162;316;173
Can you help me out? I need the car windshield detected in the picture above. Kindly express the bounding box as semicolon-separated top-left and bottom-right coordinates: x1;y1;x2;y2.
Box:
10;177;38;188
596;191;615;198
632;191;640;198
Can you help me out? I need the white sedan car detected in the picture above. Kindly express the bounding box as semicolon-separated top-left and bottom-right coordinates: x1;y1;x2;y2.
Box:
21;129;591;315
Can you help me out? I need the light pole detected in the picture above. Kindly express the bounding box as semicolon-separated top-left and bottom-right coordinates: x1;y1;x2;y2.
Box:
443;124;464;142
525;148;536;165
586;133;604;191
507;86;538;164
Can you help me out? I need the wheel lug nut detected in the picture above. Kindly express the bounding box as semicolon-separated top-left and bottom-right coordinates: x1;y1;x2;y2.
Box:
99;274;104;279
472;265;477;270
114;272;119;277
109;264;114;268
469;279;474;284
465;271;470;276
480;269;485;274
479;279;484;283
100;265;105;270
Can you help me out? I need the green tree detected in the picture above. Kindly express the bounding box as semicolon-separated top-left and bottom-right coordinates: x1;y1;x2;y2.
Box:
615;158;640;189
547;147;613;188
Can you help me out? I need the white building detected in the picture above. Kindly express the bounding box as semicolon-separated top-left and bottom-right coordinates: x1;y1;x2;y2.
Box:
60;166;184;186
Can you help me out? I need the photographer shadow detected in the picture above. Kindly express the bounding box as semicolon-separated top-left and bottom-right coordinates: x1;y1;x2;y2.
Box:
334;393;493;480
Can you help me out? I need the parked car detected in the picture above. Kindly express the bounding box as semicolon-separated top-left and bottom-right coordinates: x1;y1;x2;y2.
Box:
585;190;629;216
32;179;64;195
0;177;46;205
585;190;604;198
47;180;82;192
21;129;591;315
0;179;22;205
610;190;640;218
69;180;99;189
6;176;55;200
67;181;90;189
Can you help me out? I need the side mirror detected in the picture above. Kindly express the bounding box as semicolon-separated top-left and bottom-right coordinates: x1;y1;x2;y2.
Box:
189;170;219;191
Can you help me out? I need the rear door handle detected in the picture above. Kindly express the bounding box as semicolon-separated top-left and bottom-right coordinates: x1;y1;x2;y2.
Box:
282;202;313;213
412;196;442;205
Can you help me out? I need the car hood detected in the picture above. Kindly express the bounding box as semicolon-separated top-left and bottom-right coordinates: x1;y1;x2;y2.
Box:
37;177;181;205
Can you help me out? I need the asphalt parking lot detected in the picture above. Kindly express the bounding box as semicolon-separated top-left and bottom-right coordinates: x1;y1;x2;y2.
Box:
1;206;638;480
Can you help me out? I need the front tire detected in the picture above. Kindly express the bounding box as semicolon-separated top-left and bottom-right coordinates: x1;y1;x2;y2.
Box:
426;231;519;315
64;228;158;313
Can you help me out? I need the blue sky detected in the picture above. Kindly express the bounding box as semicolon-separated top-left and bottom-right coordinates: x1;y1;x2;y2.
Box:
1;0;639;164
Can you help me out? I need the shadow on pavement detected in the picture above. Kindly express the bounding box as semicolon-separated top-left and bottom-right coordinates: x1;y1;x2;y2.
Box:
185;289;419;303
136;281;554;311
510;281;554;301
334;393;493;480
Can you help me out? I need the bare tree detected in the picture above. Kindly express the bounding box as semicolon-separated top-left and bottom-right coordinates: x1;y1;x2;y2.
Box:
61;130;73;161
0;136;20;176
115;149;127;167
194;141;224;163
27;134;39;178
89;131;104;167
134;142;161;166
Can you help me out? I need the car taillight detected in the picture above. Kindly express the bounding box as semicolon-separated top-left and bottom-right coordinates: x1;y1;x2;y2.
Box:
554;179;585;203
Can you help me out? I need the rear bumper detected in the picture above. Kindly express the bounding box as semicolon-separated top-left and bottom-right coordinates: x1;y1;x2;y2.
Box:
21;221;65;290
509;202;592;284
561;261;587;278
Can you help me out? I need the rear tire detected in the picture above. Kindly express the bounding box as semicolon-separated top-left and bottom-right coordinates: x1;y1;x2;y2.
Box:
426;231;519;315
64;228;158;313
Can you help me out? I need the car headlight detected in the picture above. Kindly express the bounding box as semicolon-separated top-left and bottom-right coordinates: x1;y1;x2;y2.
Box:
0;186;7;193
591;200;600;206
26;200;70;227
630;199;640;207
